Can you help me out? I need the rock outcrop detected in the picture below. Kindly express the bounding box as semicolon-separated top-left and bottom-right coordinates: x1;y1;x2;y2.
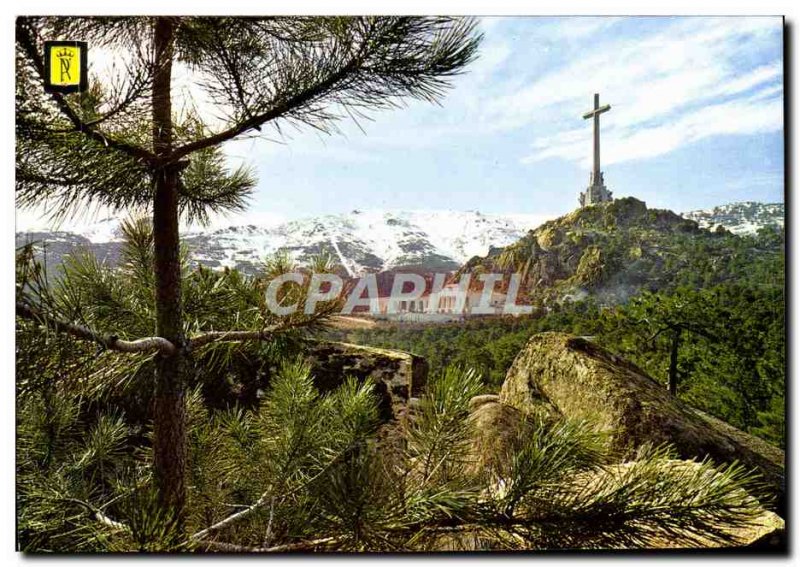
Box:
499;332;785;515
591;460;785;549
459;197;781;306
466;393;785;549
468;394;525;471
304;340;428;423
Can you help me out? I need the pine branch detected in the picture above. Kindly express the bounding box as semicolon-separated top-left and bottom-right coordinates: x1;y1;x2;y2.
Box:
190;488;274;541
17;302;331;355
189;328;282;348
188;310;328;348
191;434;350;541
169;57;361;162
15;20;157;166
61;498;130;533
16;302;177;355
170;17;480;162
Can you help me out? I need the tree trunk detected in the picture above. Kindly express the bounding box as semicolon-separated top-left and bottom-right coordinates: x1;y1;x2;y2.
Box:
151;17;187;522
667;327;681;396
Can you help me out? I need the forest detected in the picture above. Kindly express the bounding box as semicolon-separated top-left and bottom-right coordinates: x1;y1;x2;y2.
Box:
15;15;785;552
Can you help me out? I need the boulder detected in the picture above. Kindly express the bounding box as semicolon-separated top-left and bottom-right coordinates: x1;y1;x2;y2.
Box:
500;332;785;514
304;340;428;423
593;459;785;549
468;397;524;472
466;397;785;549
468;393;502;412
467;401;786;548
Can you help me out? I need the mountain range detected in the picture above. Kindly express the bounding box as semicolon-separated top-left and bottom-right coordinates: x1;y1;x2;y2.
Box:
16;201;784;276
681;202;784;235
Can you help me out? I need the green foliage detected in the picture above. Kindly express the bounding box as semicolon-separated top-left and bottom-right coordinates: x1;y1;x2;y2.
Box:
17;373;140;552
530;445;764;549
604;281;785;447
18;350;769;551
331;229;785;448
16;16;481;224
177;140;256;227
408;367;483;484
15;221;345;409
486;417;607;519
15;230;351;551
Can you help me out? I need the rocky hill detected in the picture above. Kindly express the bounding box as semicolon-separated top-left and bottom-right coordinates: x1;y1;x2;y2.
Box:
460;197;784;306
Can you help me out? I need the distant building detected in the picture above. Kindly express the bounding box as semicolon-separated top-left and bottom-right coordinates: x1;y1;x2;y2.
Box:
378;282;506;318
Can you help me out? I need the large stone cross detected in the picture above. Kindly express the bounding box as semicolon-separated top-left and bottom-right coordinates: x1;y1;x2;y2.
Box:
582;93;611;186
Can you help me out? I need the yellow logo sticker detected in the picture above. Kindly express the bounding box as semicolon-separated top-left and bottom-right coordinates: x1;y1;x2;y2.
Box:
44;41;87;94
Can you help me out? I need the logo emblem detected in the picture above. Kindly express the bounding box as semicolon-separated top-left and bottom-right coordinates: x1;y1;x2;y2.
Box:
44;41;88;94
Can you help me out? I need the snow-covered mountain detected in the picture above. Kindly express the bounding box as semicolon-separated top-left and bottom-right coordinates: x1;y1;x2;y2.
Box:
681;202;784;235
16;210;545;276
184;210;549;275
16;202;783;276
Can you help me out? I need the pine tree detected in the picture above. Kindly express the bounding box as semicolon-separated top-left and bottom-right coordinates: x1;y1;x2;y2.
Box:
15;247;772;551
16;15;481;523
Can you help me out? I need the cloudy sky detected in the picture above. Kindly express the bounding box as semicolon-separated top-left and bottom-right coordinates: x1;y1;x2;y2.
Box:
19;16;785;229
220;16;784;225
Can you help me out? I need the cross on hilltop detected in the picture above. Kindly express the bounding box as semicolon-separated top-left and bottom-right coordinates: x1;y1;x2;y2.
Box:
579;93;614;207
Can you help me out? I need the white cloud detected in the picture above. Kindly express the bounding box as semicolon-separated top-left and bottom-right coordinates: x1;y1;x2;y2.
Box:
238;17;782;177
533;16;623;42
506;17;782;168
87;16;783;173
524;88;783;167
